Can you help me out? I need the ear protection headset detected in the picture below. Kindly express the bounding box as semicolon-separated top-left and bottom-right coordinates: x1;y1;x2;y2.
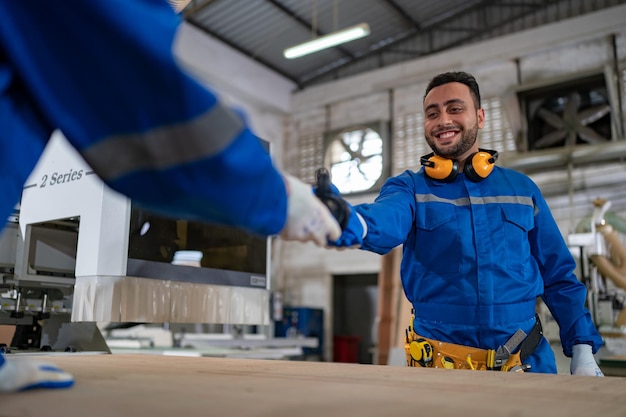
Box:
420;148;499;182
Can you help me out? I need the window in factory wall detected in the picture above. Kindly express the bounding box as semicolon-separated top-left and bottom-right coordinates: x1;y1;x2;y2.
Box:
323;122;389;195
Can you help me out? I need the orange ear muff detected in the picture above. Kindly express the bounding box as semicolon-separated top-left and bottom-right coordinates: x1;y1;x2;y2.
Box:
420;153;459;182
464;149;498;182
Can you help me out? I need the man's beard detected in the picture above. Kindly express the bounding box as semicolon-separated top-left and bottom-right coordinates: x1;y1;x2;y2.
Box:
427;121;479;160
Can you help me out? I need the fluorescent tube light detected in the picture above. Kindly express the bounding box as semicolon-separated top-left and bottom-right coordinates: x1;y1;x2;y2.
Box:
283;23;370;59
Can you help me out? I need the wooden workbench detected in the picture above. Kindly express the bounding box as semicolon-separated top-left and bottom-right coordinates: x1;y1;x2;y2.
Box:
2;353;626;417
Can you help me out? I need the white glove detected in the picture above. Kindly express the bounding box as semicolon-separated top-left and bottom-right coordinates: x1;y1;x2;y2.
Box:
0;353;74;392
570;344;604;376
280;174;342;246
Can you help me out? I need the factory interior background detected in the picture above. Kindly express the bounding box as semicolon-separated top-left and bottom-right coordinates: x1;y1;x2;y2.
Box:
2;0;626;377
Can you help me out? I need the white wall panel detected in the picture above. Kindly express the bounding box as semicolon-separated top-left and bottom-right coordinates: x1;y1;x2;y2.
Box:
393;83;425;116
291;108;328;136
328;91;391;131
174;23;295;113
173;22;295;165
519;36;613;84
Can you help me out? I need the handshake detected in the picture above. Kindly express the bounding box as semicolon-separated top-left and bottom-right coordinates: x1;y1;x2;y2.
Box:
279;168;366;248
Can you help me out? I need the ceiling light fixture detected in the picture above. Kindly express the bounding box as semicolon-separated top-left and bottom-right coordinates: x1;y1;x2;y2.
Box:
283;23;370;59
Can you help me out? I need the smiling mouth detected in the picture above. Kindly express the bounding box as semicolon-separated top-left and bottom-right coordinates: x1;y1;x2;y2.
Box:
434;130;459;144
437;131;457;139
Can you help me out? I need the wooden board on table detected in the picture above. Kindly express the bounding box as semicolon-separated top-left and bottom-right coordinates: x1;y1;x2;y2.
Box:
2;353;626;417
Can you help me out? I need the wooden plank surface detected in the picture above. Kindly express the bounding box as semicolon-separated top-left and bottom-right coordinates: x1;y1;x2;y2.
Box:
2;353;626;417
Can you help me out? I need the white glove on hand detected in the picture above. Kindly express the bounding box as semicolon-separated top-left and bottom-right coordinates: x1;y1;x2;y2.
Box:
0;353;74;392
570;344;604;376
280;174;342;246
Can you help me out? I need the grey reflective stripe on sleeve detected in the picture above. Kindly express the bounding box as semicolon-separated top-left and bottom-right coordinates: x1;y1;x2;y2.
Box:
470;195;535;208
415;193;535;210
415;194;470;206
82;105;245;181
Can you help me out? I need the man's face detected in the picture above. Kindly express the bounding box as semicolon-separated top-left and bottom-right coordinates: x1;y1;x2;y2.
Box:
423;82;485;161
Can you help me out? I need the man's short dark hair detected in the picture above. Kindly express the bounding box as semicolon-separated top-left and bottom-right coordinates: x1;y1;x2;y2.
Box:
423;71;481;109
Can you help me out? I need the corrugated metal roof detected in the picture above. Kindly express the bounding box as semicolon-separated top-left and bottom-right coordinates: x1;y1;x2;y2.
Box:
181;0;626;89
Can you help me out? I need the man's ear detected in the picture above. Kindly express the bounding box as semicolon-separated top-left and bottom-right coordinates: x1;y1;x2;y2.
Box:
477;108;485;129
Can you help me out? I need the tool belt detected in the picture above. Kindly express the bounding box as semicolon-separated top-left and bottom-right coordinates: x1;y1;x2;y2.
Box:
405;314;543;372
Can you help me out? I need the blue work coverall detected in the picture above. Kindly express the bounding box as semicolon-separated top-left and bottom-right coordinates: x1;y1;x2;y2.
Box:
352;166;603;373
0;0;290;384
0;0;287;237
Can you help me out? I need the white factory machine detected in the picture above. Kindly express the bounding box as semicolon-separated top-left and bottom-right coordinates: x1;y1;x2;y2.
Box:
0;132;287;354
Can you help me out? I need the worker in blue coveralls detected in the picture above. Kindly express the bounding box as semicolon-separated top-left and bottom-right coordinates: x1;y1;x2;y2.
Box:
0;1;340;392
328;71;604;375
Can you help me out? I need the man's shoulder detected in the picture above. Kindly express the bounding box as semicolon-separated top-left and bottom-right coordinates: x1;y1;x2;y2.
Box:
493;166;541;193
379;169;426;194
387;169;424;183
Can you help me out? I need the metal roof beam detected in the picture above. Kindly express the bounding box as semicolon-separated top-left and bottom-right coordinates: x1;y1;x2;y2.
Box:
264;0;356;59
299;0;561;87
432;27;481;33
185;19;302;87
381;0;422;31
181;0;219;17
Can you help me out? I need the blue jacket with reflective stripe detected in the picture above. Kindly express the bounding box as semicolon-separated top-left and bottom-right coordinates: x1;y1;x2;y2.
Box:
355;166;602;364
0;0;286;236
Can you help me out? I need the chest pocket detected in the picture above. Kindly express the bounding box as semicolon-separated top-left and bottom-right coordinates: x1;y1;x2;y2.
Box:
413;205;460;274
501;204;535;271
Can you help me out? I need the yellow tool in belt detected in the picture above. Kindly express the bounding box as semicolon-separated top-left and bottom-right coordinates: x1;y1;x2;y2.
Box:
404;313;541;372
